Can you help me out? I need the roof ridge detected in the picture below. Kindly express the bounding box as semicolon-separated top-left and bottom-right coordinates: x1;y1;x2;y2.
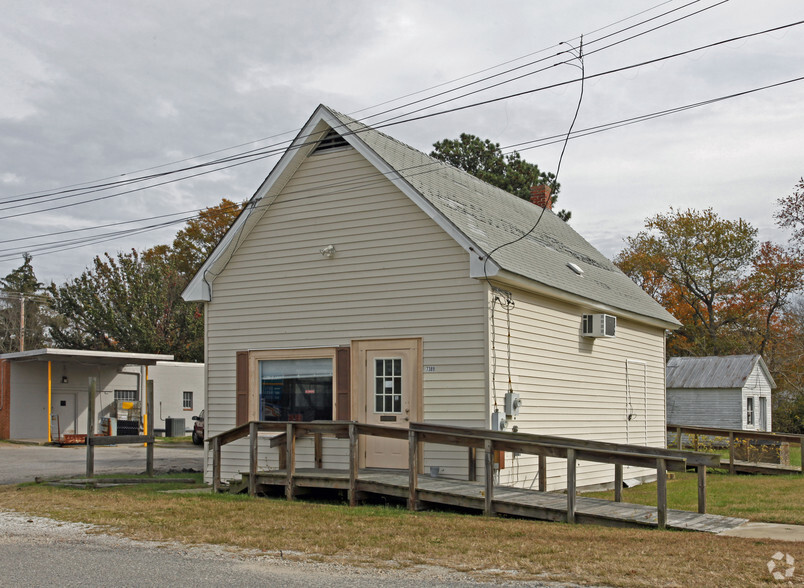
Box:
325;106;552;216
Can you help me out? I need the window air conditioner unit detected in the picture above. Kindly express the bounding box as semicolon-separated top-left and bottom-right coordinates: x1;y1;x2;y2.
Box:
582;314;616;338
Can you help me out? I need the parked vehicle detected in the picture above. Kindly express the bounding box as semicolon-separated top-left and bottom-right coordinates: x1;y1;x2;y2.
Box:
192;410;205;445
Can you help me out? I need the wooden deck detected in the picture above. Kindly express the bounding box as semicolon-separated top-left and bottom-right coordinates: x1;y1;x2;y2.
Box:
668;424;804;476
240;468;746;534
720;459;802;475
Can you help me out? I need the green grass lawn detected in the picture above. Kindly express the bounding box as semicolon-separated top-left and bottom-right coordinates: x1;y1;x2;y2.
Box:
587;469;804;525
2;476;803;588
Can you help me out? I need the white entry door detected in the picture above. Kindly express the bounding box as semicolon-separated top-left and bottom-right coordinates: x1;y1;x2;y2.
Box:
355;339;421;469
51;393;76;439
759;397;768;431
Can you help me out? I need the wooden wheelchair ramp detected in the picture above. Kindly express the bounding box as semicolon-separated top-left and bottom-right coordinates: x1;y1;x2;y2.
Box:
210;421;747;533
240;468;746;534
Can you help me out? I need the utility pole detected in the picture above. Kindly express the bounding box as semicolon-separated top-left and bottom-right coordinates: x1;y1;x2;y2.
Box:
19;294;25;352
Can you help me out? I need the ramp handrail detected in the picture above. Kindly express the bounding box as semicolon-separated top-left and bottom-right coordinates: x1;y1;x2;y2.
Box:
209;420;719;529
667;424;804;475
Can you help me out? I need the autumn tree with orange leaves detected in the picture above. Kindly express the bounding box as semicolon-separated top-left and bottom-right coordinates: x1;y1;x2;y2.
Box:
616;208;763;356
616;206;804;431
49;198;244;362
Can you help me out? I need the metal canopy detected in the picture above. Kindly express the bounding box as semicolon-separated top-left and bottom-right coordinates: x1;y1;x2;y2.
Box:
0;348;173;366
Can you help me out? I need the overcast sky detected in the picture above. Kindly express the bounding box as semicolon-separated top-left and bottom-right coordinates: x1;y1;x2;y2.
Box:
1;0;803;285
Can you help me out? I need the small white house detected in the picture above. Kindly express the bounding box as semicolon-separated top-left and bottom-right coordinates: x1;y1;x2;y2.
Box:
666;355;775;432
183;105;681;491
0;349;204;441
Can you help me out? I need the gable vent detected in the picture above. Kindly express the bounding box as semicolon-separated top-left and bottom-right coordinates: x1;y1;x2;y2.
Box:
582;314;616;338
313;129;350;153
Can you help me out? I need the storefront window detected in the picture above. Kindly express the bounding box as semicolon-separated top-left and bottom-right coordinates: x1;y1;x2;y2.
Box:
259;358;333;421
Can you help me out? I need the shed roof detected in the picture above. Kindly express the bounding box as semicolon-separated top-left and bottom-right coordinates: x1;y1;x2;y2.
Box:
666;355;776;389
0;348;173;366
184;105;679;329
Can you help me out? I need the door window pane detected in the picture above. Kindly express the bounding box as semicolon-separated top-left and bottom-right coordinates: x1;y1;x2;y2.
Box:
374;358;402;414
259;358;333;421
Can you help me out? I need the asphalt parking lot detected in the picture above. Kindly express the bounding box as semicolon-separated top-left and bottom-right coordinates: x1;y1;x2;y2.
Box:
0;442;204;485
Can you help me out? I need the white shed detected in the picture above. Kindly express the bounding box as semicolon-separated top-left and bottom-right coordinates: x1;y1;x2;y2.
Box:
666;355;775;432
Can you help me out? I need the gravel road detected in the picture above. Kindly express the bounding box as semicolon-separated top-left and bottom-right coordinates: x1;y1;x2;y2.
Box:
0;443;585;587
0;511;568;587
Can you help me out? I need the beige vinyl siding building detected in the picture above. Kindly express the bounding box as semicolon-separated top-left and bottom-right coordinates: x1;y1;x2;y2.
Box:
491;288;668;490
185;105;680;490
203;147;487;480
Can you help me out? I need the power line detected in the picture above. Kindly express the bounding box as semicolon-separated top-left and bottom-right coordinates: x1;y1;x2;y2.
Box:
505;74;804;152
351;0;681;121
0;1;720;210
366;0;726;128
4;14;794;223
3;69;804;262
370;19;804;131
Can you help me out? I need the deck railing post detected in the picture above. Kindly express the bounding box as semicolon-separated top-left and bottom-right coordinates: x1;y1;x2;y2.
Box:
348;423;358;507
656;458;667;530
314;433;323;469
468;447;477;482
538;452;547;492
146;380;154;477
484;439;494;516
728;432;735;475
693;433;699;452
248;421;258;497
697;465;707;514
676;426;682;449
285;422;296;501
614;463;623;503
408;430;419;511
566;448;576;524
278;441;287;470
212;436;221;493
86;376;97;479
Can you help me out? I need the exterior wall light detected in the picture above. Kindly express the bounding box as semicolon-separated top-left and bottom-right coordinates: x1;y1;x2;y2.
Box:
320;245;336;258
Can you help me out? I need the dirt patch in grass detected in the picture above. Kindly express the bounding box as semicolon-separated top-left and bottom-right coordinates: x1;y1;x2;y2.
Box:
0;483;802;587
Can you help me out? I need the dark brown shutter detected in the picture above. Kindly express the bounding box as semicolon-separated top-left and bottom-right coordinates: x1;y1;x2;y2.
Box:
235;351;249;426
0;360;10;439
335;347;351;421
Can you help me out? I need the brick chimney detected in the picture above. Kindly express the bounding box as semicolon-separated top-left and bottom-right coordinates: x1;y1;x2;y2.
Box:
530;184;552;210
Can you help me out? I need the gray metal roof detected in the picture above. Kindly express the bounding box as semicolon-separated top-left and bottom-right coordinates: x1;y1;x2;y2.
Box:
185;105;680;328
666;355;776;389
326;107;679;327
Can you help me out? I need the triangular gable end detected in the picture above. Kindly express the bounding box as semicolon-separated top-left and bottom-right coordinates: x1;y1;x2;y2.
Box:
182;105;500;302
753;355;777;389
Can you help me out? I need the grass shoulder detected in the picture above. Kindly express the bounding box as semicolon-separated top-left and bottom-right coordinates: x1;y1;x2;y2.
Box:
0;475;802;587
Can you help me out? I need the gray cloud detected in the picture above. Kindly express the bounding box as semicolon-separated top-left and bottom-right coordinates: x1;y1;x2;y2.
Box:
1;0;802;283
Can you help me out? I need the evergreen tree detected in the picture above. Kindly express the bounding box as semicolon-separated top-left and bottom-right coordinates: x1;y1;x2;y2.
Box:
0;253;48;352
430;133;570;221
